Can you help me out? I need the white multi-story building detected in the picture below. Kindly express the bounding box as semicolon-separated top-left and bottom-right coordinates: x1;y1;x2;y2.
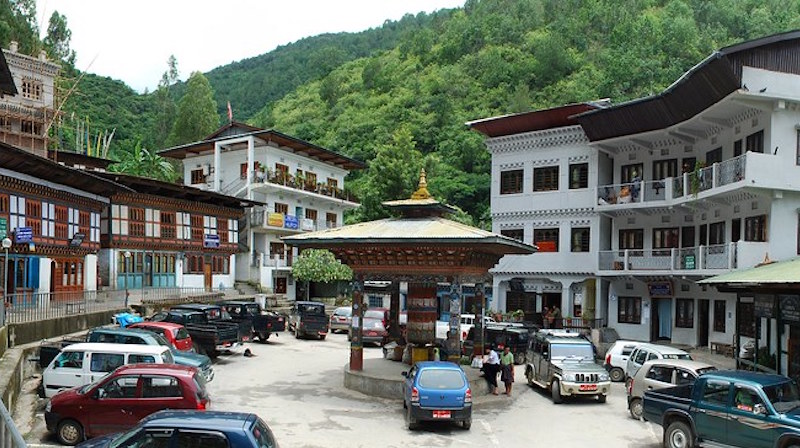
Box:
473;31;800;348
161;122;364;298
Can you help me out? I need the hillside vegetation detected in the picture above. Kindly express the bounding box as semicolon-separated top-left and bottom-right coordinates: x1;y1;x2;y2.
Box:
3;0;800;225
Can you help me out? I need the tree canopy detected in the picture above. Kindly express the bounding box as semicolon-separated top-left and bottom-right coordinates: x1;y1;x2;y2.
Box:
167;71;219;146
292;249;353;283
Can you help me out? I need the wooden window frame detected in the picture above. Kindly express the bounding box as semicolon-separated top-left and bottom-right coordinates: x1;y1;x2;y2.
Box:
676;298;694;328
274;203;288;215
533;166;559;192
618;296;642;324
744;215;767;242
326;213;337;228
569;163;588;189
570;227;590;252
714;300;726;333
533;228;559;252
190;169;204;185
500;169;523;194
746;130;764;154
500;228;524;242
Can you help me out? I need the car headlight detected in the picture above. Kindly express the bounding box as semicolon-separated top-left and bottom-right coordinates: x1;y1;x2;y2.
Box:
598;372;610;382
562;373;576;382
45;400;51;412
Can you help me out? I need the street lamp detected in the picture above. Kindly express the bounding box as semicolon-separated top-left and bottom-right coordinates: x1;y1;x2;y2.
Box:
2;237;11;306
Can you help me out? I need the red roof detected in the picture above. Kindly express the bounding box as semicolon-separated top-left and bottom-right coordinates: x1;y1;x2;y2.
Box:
467;103;601;137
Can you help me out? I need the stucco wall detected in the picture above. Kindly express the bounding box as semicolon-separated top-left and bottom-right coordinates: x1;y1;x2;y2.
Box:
7;309;122;347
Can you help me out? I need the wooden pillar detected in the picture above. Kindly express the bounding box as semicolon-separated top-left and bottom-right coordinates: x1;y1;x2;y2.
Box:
389;282;401;341
349;277;364;371
473;282;485;357
736;294;741;370
446;279;462;361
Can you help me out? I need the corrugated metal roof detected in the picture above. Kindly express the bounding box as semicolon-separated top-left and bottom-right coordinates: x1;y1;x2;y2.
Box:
467;103;601;137
698;257;800;285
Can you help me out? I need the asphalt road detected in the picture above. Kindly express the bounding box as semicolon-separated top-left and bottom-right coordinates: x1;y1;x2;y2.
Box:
24;331;664;447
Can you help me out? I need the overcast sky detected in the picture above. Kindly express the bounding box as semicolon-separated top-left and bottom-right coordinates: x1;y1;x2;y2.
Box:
34;0;465;93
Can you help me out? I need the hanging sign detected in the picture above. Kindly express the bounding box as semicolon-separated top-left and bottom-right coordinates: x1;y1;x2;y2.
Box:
284;215;299;230
648;281;673;298
268;213;284;227
0;217;6;239
203;234;220;248
779;295;800;324
15;227;32;243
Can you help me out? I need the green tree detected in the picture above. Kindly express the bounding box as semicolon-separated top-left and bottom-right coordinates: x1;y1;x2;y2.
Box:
108;141;176;182
43;11;75;64
292;249;353;300
167;71;219;146
149;55;179;149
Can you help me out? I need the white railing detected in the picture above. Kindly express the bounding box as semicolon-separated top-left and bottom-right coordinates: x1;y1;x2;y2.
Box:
598;243;737;272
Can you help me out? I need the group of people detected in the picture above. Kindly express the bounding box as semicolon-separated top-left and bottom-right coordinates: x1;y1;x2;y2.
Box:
542;304;562;329
481;346;515;396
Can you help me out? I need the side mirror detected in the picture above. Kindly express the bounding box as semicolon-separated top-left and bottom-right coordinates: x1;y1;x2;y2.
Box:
93;389;105;400
754;403;767;416
401;371;408;378
543;351;549;359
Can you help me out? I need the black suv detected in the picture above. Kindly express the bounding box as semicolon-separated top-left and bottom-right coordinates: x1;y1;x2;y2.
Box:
463;324;532;364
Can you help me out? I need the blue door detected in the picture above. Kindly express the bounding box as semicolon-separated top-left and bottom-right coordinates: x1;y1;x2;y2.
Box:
658;299;672;339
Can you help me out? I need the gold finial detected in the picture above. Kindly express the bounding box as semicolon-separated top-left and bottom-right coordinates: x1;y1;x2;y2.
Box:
410;168;431;200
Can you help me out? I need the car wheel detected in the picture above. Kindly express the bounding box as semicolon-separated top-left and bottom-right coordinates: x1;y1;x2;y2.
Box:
664;421;694;448
320;334;326;341
525;366;535;387
551;380;563;404
57;419;84;446
407;406;420;430
628;397;644;419
258;332;269;343
294;327;301;339
609;367;625;382
462;418;472;430
597;394;607;404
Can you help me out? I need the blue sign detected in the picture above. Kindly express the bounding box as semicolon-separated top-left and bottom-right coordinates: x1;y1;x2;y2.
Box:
203;234;220;248
284;215;299;230
15;226;32;243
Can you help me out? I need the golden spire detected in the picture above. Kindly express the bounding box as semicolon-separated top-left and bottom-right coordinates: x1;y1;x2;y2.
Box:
410;168;431;200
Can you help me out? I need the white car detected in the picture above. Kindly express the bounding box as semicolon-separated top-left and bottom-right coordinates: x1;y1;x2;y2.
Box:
435;314;496;341
603;340;642;382
624;343;692;383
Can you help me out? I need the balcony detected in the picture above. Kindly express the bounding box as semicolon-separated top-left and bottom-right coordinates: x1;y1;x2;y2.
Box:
598;244;737;275
250;207;338;234
596;152;781;213
249;171;359;205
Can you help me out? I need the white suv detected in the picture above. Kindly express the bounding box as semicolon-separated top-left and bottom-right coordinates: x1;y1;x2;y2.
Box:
603;340;642;382
624;343;692;383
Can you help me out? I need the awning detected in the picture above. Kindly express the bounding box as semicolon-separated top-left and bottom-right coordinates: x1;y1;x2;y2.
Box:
698;257;800;286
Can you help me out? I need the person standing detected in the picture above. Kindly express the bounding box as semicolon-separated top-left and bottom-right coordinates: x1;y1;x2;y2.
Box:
551;305;562;329
542;306;552;329
500;346;515;395
482;346;500;395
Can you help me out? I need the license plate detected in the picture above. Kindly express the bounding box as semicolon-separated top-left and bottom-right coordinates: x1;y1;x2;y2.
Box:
579;384;598;391
367;331;377;336
242;336;250;341
432;410;451;419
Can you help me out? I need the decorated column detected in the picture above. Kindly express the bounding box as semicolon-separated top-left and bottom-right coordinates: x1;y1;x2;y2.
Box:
349;278;364;371
447;279;462;361
473;282;485;357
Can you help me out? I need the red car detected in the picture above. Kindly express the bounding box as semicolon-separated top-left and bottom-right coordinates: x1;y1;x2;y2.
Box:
129;321;194;352
45;363;210;445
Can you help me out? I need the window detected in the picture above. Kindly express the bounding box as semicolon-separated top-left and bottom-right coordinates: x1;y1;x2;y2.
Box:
500;169;523;194
621;163;643;183
533;166;559;191
619;229;644;253
646;365;675;383
54;351;83;369
733;386;764;413
701;380;731;406
144;209;160;238
161;211;176;239
99;376;139;399
618;297;642;324
732;218;742;243
142;376;183;398
177;212;190;240
228;218;238;244
190;215;203;241
190;169;204;185
533;228;559;252
275;163;289;182
174;432;228;448
633;348;648;365
21;78;42;100
735;139;743;157
681;158;696;174
327;178;338;189
709;221;725;246
501;228;524;242
746;130;764;154
305;172;317;189
699;224;708;246
368;296;383;308
326;213;337;228
240;163;248;179
270;242;285;260
676;299;694;328
652;159;678;180
745;215;767;242
569;163;588;189
218;219;229;243
706;147;722;164
90;353;124;372
252;420;277;448
25;199;41;237
681;226;695;248
738;301;754;337
306;209;318;221
714;300;726;333
41;201;54;238
653;228;679;254
274;203;288;215
571;227;590;252
129;354;156;364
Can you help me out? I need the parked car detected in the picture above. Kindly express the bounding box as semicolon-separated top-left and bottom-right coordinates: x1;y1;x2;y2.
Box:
329;306;352;333
288;301;328;340
149;309;240;357
625;343;692;383
402;361;472;430
463;324;530;365
627;359;717;420
127;321;194;351
603;340;642;382
42;343;174;398
75;410;277;448
223;300;286;342
524;330;611;404
46;363;209;446
84;327;213;382
171;303;253;343
642;370;800;448
349;309;389;346
458;313;496;342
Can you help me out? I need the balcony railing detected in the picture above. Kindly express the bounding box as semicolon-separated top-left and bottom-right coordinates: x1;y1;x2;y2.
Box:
251;171;358;203
598;243;737;272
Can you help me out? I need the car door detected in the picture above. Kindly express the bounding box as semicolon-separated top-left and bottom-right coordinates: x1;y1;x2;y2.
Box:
537;342;551;383
729;385;781;448
642;365;675;393
138;375;188;420
44;350;86;396
86;374;142;436
628;348;649;378
694;379;731;444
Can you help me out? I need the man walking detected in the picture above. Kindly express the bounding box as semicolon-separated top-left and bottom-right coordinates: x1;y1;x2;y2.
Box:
482;346;500;395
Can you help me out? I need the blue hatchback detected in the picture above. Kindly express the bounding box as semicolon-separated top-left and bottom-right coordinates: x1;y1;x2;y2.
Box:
76;410;278;448
402;361;472;430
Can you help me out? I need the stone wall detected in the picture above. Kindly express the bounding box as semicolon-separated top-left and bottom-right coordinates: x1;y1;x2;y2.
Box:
7;309;122;347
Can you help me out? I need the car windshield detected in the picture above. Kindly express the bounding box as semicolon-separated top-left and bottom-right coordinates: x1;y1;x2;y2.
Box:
335;308;352;317
550;343;594;360
185;313;205;324
245;304;260;316
662;353;692;360
764;380;800;413
363;318;385;330
364;310;385;319
78;371;115;394
299;304;325;315
418;369;466;389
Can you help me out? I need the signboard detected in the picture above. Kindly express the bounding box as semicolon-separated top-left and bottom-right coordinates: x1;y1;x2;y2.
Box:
779;295;800;324
268;213;284;227
684;254;696;269
203;234;220;248
15;226;32;243
284;215;299;230
647;281;673;298
754;295;775;319
300;218;315;231
0;217;6;239
68;232;86;247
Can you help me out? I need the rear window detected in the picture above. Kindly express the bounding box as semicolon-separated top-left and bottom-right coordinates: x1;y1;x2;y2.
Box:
245;304;261;316
418;369;466;389
251;419;277;448
335;308;352;317
91;353;125;372
364;310;385;319
193;374;209;400
129;354;156;364
186;314;205;324
299;304;325;314
176;328;190;340
621;345;636;356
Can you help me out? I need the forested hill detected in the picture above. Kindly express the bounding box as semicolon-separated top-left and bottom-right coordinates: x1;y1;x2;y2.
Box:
4;0;800;226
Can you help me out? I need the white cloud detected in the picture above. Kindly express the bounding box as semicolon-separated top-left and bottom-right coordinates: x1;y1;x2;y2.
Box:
35;0;464;93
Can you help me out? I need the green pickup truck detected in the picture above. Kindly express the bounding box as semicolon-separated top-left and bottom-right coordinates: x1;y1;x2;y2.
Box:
643;370;800;448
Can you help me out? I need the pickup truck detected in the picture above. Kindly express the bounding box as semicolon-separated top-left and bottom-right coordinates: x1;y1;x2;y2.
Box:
171;303;253;343
150;309;240;358
223;301;286;342
288;301;328;340
643;370;800;448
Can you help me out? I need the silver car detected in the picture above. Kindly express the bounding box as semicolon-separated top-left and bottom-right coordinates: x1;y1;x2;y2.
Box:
329;306;352;333
627;358;716;419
